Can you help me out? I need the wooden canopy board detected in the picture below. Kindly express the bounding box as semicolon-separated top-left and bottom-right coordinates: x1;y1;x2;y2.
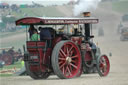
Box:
16;17;99;25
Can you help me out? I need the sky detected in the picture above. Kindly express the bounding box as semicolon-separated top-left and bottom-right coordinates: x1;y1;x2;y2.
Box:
0;0;74;5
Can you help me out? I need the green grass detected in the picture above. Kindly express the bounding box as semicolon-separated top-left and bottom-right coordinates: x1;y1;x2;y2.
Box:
112;1;128;14
0;40;26;53
0;74;13;77
0;61;22;77
0;28;26;51
12;6;65;18
0;29;26;38
0;61;22;70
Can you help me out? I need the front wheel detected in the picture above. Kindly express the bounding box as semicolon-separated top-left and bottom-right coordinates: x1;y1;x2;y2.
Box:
96;55;110;76
51;41;81;79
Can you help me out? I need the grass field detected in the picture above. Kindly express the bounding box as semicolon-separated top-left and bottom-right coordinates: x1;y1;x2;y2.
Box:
0;61;22;77
112;1;128;14
0;28;26;52
0;61;22;71
12;6;66;18
0;29;26;38
0;61;22;70
0;74;13;77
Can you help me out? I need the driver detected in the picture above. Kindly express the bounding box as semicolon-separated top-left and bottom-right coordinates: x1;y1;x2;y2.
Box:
39;27;52;40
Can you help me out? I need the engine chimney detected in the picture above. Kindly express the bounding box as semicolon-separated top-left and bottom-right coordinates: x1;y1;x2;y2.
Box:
83;12;91;41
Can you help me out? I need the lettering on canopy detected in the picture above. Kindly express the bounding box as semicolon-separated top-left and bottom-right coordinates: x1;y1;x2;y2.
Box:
44;19;98;24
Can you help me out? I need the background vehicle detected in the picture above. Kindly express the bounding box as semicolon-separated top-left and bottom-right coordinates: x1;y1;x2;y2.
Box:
122;14;128;22
120;27;128;41
117;14;128;41
117;14;128;34
0;47;23;65
15;12;110;79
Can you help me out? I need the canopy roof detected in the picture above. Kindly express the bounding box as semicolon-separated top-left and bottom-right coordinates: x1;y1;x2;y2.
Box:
16;17;99;25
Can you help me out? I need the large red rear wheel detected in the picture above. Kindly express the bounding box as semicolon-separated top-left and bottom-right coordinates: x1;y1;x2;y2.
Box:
51;41;81;79
97;55;110;76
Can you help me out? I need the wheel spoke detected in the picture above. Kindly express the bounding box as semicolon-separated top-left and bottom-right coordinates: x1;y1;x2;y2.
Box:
71;60;76;63
64;65;68;74
60;62;66;69
70;63;77;69
100;58;105;65
66;46;69;55
69;46;73;53
60;49;67;57
59;58;66;61
100;64;104;69
70;50;74;57
59;61;63;65
103;63;108;72
59;51;65;58
71;55;78;59
100;63;106;73
103;67;107;73
69;64;73;72
67;66;72;76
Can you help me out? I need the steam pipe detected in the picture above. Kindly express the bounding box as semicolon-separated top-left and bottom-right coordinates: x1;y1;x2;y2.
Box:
83;12;91;41
84;24;90;41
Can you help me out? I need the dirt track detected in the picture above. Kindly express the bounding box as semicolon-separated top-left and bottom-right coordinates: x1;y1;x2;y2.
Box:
1;28;128;85
0;3;128;85
1;23;128;85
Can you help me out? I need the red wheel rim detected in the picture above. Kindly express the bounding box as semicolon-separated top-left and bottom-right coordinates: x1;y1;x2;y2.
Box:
2;54;12;65
99;55;110;76
58;42;81;78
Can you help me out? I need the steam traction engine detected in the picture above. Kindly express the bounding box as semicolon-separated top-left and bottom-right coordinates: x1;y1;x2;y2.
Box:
0;47;23;65
15;12;110;79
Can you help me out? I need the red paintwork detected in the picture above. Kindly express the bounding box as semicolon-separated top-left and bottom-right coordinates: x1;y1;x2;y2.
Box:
30;66;40;72
1;54;12;65
26;36;62;72
52;37;62;47
16;17;99;25
71;37;82;45
27;41;51;72
16;17;43;25
99;55;110;76
85;51;92;61
58;41;81;78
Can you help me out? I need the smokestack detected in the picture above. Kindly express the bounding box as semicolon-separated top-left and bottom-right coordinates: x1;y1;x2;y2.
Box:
83;12;90;41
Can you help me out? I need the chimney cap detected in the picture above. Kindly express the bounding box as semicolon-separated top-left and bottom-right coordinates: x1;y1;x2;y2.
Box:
83;12;91;17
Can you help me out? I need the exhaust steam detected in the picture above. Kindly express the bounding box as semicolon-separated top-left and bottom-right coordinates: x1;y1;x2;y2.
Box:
73;0;101;16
